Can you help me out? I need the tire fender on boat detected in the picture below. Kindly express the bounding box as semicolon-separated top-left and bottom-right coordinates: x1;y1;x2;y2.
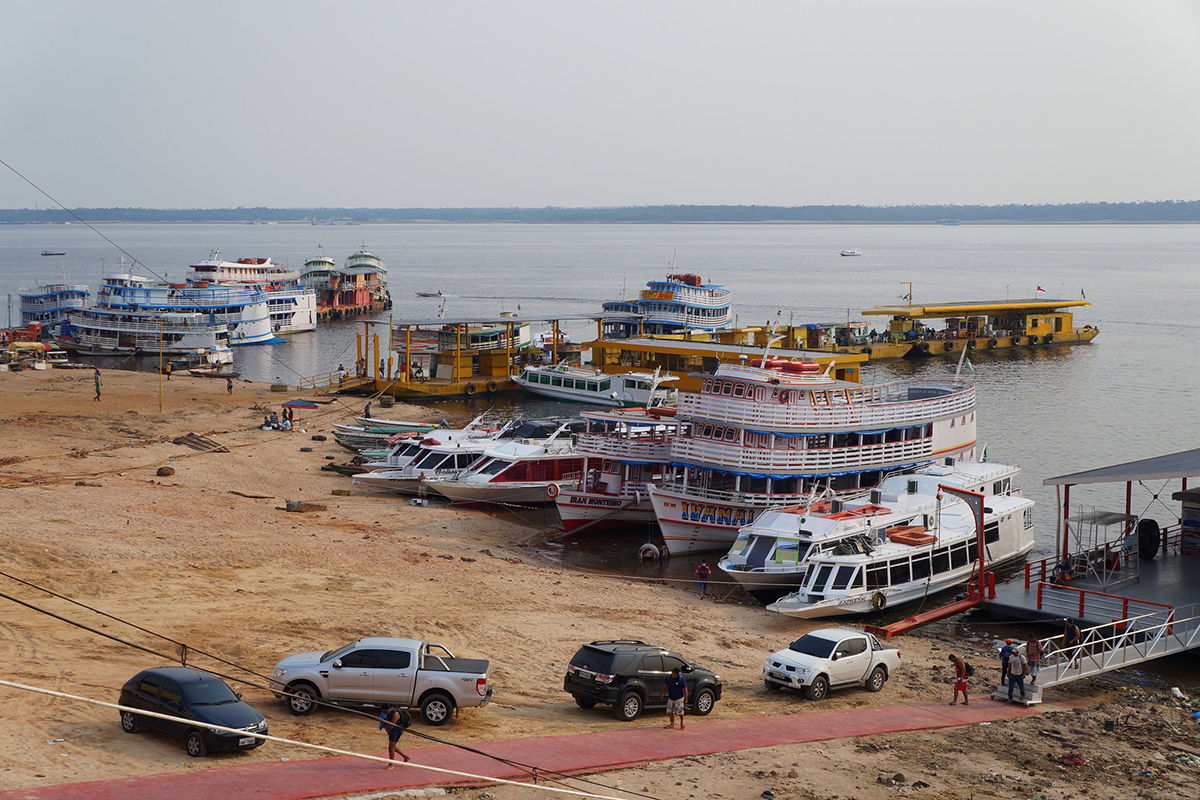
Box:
485;380;498;393
638;543;661;560
1044;333;1054;344
918;342;931;354
545;483;560;499
872;592;887;612
464;383;477;395
942;341;953;352
1029;335;1040;345
967;339;977;349
988;338;998;348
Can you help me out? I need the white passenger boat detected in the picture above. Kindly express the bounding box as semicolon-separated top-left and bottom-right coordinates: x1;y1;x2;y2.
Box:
422;419;587;505
55;308;234;358
765;486;1035;619
188;252;317;334
601;273;732;338
19;283;91;331
555;406;687;533
513;364;677;407
718;458;1022;601
647;353;978;555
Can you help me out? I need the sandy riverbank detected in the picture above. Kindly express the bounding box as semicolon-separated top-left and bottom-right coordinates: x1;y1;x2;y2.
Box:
0;368;1195;798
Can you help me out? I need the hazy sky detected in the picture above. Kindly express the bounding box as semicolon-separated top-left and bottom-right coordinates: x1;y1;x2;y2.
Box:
3;1;1200;209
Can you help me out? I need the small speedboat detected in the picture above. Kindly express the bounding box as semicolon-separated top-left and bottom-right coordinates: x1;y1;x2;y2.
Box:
42;251;66;257
415;291;442;297
840;249;862;257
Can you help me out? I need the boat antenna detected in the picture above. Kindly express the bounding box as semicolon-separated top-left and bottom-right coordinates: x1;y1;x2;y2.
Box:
760;312;785;362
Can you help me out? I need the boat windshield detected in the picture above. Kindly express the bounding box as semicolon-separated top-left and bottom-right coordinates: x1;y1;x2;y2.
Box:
477;458;513;476
787;633;837;659
726;532;751;556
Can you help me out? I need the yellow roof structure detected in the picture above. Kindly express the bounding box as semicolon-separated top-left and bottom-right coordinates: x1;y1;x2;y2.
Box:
862;298;1090;319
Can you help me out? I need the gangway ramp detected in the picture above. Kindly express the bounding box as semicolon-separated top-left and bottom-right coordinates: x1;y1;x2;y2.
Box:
991;602;1200;705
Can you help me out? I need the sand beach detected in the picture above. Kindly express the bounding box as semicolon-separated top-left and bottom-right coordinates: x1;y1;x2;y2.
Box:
0;368;1195;798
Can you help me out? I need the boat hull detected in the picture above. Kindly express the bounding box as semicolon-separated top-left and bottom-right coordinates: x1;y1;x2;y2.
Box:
425;479;570;505
555;490;656;531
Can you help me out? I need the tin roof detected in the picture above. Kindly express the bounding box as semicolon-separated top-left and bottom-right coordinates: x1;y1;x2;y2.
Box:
1044;447;1200;486
862;298;1090;318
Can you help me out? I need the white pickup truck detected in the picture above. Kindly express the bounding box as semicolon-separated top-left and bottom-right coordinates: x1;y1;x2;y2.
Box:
269;637;492;725
762;627;901;701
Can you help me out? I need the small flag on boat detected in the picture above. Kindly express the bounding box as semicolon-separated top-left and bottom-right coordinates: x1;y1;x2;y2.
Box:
964;356;975;372
1081;287;1087;300
1036;285;1046;294
981;444;988;461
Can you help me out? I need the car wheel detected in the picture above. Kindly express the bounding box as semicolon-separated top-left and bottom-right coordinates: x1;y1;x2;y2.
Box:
805;675;829;702
574;695;597;709
120;711;140;733
764;679;782;692
185;730;207;758
613;690;643;721
285;683;319;716
692;687;716;716
866;666;888;693
421;692;454;726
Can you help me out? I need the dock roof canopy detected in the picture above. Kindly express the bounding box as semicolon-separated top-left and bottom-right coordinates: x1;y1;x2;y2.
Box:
862;298;1090;319
1044;447;1200;486
389;312;642;326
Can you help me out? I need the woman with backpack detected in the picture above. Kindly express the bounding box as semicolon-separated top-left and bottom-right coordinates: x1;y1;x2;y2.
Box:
948;654;970;706
380;704;412;767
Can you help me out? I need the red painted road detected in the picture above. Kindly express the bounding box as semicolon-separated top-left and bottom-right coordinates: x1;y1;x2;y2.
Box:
0;701;1042;800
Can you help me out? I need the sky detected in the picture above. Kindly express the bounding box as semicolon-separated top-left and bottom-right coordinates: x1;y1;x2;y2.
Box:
3;0;1200;209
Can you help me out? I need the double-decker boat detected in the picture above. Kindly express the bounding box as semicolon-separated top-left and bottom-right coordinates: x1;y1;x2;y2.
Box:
422;419;586;505
19;283;91;331
646;355;978;554
765;482;1035;619
55;308;233;358
717;458;1022;601
187;252;317;334
602;273;731;338
301;247;391;320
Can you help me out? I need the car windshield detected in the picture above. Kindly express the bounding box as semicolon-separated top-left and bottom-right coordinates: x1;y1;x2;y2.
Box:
322;642;360;663
183;679;240;706
788;634;837;659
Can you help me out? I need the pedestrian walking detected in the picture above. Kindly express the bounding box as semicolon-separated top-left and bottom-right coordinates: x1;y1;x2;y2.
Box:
337;364;347;386
1007;648;1029;703
93;368;101;401
1025;634;1043;685
379;704;411;767
947;654;970;705
1064;618;1082;648
695;560;711;599
226;376;233;394
998;638;1015;687
164;362;172;380
660;667;688;729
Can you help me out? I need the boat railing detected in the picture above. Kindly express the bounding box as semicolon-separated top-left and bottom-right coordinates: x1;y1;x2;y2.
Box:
575;433;672;461
67;317;223;335
670;437;935;472
654;480;810;507
678;381;975;430
1034;583;1175;628
1024;523;1185;588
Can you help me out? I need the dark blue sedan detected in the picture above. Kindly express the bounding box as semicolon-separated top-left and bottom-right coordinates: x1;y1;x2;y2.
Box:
118;667;268;757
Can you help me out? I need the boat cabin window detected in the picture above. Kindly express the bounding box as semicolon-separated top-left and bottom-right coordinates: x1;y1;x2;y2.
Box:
932;547;950;574
968;540;980;561
703;379;713;393
910;554;931;580
951;543;970;569
773;539;803;565
889;559;911;585
599;380;610;391
478;459;512;476
728;532;751;556
551;377;563;387
984;521;1000;544
733;384;745;397
808;563;834;591
866;564;888;589
830;565;857;591
724;428;737;442
414;451;450;469
721;382;733;396
701;425;714;438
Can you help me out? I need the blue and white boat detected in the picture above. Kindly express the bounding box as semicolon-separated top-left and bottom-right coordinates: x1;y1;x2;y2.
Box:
92;271;280;345
187;252;317;334
602;273;732;338
19;283;91;330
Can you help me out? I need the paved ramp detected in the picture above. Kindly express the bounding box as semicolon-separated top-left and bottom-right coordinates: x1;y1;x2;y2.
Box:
0;701;1045;800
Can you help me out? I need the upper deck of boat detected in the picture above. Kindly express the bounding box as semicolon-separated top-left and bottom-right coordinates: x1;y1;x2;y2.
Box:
862;297;1091;319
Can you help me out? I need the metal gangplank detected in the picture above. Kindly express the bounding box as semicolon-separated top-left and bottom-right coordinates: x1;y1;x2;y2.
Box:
990;602;1200;705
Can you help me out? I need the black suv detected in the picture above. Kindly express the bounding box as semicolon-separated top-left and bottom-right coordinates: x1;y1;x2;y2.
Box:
563;640;722;721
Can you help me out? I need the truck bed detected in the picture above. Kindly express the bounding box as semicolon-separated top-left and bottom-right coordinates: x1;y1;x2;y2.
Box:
423;656;489;674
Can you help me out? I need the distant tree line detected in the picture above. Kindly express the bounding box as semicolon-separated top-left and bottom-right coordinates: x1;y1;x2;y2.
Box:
3;200;1200;224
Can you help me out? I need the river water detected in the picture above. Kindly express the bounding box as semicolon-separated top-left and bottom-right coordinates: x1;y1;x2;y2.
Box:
3;222;1198;582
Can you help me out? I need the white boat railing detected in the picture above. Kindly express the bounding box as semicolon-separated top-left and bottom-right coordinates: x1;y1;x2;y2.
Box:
640;289;731;309
680;381;975;431
670;437;934;472
69;318;225;335
654;481;812;508
575;433;673;461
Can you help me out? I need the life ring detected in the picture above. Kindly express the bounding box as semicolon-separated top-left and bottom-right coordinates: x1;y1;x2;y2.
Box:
638;543;661;560
464;383;477;395
872;592;887;612
1029;335;1040;345
779;390;790;405
1043;333;1053;344
967;339;977;349
485;380;498;393
942;341;953;352
545;483;560;498
987;338;998;348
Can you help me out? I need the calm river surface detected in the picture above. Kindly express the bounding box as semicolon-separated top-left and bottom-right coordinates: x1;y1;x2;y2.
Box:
3;222;1198;573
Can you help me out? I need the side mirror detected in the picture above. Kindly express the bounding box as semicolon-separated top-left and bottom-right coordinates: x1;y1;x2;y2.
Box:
235;692;242;700
681;665;694;674
831;653;840;661
332;659;344;669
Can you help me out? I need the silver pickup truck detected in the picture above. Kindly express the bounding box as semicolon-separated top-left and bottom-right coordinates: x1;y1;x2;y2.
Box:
269;637;492;725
